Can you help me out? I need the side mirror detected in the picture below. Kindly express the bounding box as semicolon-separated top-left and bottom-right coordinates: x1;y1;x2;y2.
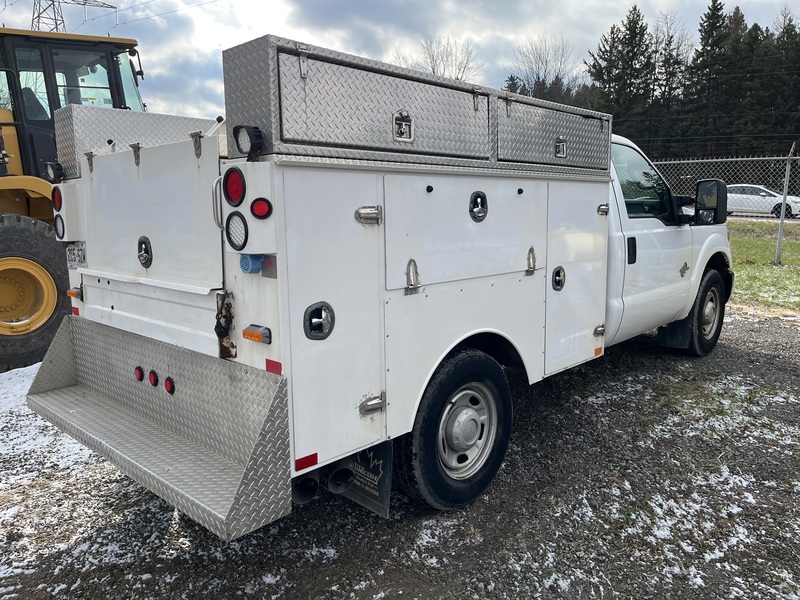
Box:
695;179;727;225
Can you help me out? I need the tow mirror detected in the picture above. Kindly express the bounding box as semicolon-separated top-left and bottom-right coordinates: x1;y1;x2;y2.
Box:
695;179;727;225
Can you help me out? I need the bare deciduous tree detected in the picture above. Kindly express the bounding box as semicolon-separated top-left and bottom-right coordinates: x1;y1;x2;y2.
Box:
392;36;483;81
511;34;582;96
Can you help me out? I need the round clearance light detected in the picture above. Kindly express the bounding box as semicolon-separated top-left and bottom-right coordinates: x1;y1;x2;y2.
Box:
250;198;272;220
225;211;248;251
164;377;175;395
54;215;65;240
223;167;246;207
134;366;144;381
148;370;158;387
52;186;63;212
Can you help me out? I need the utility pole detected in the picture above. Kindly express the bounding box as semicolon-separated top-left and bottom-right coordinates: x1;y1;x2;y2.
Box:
31;0;116;33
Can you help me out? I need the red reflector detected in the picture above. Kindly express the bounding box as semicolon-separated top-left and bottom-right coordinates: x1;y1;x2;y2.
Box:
265;358;282;375
134;366;144;381
295;453;318;472
148;370;158;386
223;167;245;206
250;198;272;219
165;377;175;395
52;187;63;212
71;307;80;316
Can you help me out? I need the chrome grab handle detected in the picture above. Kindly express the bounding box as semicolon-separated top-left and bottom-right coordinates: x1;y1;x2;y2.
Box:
212;175;223;230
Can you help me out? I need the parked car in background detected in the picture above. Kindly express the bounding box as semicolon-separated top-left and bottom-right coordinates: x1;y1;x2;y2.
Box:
727;184;800;218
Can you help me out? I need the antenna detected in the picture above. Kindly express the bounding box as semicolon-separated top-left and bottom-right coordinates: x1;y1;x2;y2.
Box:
31;0;116;32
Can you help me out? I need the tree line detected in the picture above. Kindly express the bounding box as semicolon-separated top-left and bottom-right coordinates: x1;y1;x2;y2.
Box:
400;2;799;159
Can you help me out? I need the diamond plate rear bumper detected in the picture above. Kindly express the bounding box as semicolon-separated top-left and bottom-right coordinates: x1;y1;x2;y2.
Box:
27;317;291;541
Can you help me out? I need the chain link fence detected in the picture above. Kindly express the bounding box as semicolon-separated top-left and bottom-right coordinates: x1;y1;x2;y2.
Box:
654;155;800;219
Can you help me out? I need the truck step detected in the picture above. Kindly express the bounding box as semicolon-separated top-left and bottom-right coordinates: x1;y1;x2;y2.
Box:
27;317;291;540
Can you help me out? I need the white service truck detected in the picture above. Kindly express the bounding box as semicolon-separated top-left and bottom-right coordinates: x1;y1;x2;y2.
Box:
27;35;733;541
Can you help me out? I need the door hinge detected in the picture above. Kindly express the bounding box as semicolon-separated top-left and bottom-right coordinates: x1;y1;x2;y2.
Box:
189;130;203;158
360;392;386;415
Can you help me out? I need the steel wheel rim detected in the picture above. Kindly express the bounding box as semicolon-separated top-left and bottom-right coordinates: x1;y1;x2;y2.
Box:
436;382;498;480
701;286;721;339
0;257;58;336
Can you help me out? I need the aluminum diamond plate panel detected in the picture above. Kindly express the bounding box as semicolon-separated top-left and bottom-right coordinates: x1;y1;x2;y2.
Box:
223;35;611;177
28;317;291;540
55;105;218;179
498;100;610;169
278;53;489;158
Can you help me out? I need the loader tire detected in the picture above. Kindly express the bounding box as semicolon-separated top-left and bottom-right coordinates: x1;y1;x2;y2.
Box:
687;269;726;357
396;349;512;510
0;214;70;371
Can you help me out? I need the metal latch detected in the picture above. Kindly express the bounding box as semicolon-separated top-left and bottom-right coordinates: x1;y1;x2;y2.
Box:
597;203;609;216
359;392;386;415
525;246;536;276
129;142;142;167
405;258;421;295
354;205;383;225
393;110;414;143
189;131;203;158
554;136;567;158
593;324;606;337
297;44;310;78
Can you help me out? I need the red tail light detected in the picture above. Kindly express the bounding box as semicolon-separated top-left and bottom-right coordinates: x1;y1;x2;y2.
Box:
164;377;175;395
148;370;158;386
134;366;144;381
250;198;272;219
52;186;63;212
223;167;245;206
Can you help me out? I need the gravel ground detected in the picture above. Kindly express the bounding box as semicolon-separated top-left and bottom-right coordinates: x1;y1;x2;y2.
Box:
1;304;799;599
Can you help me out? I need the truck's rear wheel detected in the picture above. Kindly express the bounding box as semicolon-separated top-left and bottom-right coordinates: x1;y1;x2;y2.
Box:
688;269;726;356
0;215;70;371
396;349;512;510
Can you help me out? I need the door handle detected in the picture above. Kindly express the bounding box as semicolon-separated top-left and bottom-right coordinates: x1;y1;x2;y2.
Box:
552;266;566;291
627;237;637;264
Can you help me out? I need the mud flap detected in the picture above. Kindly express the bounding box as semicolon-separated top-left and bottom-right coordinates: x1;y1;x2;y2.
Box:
27;316;292;541
338;441;393;518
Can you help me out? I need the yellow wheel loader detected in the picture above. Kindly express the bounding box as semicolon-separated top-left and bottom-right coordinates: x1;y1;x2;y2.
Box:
0;27;145;370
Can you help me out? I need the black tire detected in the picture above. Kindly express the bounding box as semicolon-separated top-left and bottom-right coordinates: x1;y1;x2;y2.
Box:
687;269;726;357
771;204;793;219
395;349;512;510
0;214;70;371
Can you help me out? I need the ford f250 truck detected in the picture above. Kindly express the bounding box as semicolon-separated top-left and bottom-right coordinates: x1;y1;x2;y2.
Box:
27;34;732;540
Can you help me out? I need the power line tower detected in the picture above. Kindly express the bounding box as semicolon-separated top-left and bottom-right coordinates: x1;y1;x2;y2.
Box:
31;0;116;33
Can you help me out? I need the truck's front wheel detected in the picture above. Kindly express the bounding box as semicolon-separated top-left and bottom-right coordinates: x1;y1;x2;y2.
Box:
0;215;70;371
396;349;512;510
688;269;726;356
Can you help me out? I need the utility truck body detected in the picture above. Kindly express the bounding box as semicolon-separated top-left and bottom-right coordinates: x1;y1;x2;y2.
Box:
28;35;732;540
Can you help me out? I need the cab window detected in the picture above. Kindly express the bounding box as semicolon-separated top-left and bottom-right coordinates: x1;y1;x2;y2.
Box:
15;47;51;121
612;142;676;224
51;49;112;108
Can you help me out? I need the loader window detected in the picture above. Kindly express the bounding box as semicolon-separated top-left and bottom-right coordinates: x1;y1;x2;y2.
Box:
15;47;51;121
52;49;112;108
612;143;676;225
117;53;145;111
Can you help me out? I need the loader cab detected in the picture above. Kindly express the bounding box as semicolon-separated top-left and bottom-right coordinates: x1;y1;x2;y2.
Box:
0;27;144;181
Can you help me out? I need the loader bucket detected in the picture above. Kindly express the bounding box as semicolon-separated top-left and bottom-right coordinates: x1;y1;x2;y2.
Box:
27;317;291;541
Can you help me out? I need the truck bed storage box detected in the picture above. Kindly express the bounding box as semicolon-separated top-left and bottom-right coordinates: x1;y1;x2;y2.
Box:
223;35;612;175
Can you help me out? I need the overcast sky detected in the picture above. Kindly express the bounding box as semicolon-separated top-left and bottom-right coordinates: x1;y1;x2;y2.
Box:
0;0;795;118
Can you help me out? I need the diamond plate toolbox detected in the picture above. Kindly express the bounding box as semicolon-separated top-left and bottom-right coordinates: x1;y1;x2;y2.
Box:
223;35;612;175
55;105;219;179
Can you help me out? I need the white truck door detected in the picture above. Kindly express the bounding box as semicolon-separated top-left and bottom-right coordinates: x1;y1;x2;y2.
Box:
610;142;692;343
545;180;609;375
283;167;385;468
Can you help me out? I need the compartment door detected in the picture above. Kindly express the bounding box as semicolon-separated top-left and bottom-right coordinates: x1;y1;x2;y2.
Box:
545;181;609;375
283;168;385;468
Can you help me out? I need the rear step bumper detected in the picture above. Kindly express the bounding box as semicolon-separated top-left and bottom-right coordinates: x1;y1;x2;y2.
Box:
27;317;291;540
